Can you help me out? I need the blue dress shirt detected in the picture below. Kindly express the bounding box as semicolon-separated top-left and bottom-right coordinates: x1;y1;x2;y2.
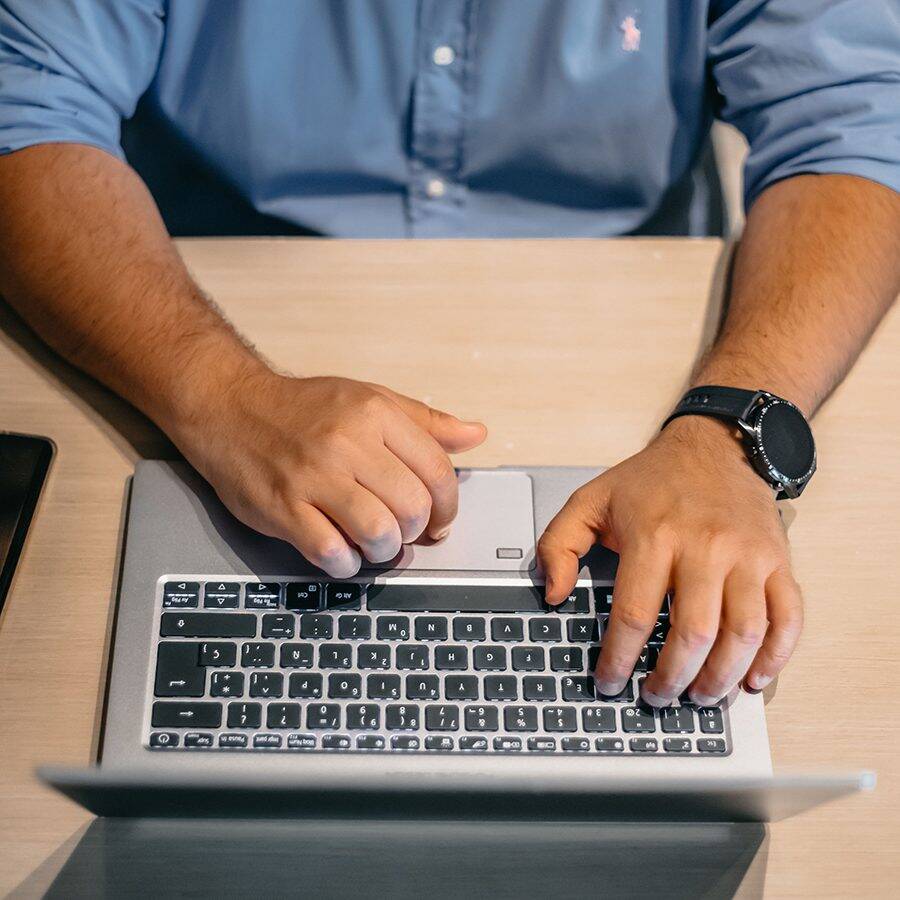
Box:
1;1;898;238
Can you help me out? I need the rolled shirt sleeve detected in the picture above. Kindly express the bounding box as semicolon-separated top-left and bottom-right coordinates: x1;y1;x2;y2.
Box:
0;0;165;158
709;0;900;209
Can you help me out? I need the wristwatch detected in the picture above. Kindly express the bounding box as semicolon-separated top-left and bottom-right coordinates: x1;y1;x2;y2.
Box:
662;385;817;499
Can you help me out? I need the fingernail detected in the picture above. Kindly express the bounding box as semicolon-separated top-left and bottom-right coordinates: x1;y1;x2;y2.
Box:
594;675;625;697
640;687;672;708
746;673;772;692
689;692;719;708
326;548;362;579
431;527;450;542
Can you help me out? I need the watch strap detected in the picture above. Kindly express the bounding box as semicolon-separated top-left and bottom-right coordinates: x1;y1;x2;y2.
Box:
662;385;763;429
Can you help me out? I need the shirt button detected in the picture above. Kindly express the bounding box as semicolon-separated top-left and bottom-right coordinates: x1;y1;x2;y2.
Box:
425;178;446;199
432;45;456;66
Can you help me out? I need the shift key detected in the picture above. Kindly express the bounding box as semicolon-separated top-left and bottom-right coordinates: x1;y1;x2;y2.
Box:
161;612;256;638
152;701;222;728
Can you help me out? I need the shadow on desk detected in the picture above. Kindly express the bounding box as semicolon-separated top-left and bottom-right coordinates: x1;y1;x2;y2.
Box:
21;818;767;899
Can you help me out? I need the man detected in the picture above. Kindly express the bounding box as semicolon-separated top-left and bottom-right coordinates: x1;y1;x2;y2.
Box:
0;1;898;710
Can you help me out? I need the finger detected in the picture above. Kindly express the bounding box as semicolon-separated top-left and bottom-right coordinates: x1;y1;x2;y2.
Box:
312;477;403;564
371;385;488;453
744;568;803;692
537;482;609;605
382;412;460;540
593;538;672;697
276;501;362;578
686;566;768;706
641;555;725;707
355;448;432;543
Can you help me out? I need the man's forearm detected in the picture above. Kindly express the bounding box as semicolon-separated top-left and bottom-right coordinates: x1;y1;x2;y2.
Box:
0;144;267;436
693;174;900;416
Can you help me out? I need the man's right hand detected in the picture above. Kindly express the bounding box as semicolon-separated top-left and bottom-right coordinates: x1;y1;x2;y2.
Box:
173;372;487;577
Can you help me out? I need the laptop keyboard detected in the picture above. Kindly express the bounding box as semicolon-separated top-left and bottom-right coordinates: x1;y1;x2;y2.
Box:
147;578;730;756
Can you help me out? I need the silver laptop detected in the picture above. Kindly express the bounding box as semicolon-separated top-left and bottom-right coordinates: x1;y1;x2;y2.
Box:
41;461;873;820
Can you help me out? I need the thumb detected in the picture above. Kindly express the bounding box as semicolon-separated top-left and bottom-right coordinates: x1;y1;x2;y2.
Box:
538;479;610;604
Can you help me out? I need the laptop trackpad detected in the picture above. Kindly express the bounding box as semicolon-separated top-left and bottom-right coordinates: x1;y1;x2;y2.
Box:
370;470;535;572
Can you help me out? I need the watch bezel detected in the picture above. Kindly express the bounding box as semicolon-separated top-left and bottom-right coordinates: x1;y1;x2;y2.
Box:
738;394;817;498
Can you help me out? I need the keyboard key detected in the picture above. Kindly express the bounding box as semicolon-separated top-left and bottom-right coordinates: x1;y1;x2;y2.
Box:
465;705;499;731
634;647;659;672
415;616;449;641
391;735;420;750
698;707;725;734
491;617;524;641
357;643;391;669
484;675;518;701
598;680;635;702
426;704;460;731
152;701;222;729
254;734;283;749
288;673;323;699
338;615;371;640
511;646;545;671
163;582;199;609
529;618;562;642
299;614;333;639
249;672;283;698
149;731;179;748
227;702;261;728
155;642;206;697
198;641;237;667
453;617;486;641
219;733;248;748
444;675;479;700
523;676;557;701
582;706;616;732
561;676;595;701
307;703;341;729
368;584;545;612
504;705;538;732
367;674;401;700
386;704;420;730
527;737;557;752
241;642;276;667
244;582;281;610
622;706;656;732
325;582;362;609
554;588;591;614
664;738;692;753
322;734;351;750
261;614;295;639
648;618;670;646
459;736;488;751
543;706;577;732
280;643;314;668
594;586;614;614
396;645;429;670
473;645;507;670
376;616;410;640
328;673;362;699
567;618;599;642
203;582;240;609
550;646;583;672
697;738;727;754
434;645;468;670
319;643;353;669
630;738;659;753
346;704;380;730
493;736;522;752
406;674;440;700
595;737;625;753
426;736;455;751
267;702;301;729
660;707;695;734
210;671;244;698
356;735;385;750
287;733;317;750
561;737;591;752
286;582;321;611
161;612;256;638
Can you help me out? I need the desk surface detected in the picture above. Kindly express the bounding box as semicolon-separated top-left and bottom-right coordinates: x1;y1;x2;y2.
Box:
0;238;897;896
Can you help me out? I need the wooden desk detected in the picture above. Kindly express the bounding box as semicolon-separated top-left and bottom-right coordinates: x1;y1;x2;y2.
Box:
0;239;897;896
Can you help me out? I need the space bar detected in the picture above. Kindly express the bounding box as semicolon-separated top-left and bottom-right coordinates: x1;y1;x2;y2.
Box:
366;584;546;612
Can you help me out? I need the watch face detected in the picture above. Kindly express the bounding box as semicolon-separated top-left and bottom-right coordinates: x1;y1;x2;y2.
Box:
753;398;816;485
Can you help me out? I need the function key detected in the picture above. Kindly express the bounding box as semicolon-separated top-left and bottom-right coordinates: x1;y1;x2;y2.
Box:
567;618;598;642
322;734;351;750
286;582;322;611
663;738;692;753
425;736;455;751
595;737;625;753
697;738;727;754
491;617;524;642
162;582;200;609
629;737;659;753
325;582;362;610
415;616;448;641
203;582;240;609
529;618;562;642
253;734;283;749
261;614;295;639
288;733;317;750
376;616;410;641
149;731;180;748
594;586;614;614
493;736;522;752
245;582;281;610
453;617;486;641
459;736;488;752
391;735;420;751
527;737;557;752
356;734;385;750
698;707;724;734
219;733;248;749
561;737;591;752
554;588;591;614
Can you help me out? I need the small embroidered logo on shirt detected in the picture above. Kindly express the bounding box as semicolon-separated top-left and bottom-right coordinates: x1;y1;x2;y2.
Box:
620;16;641;52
